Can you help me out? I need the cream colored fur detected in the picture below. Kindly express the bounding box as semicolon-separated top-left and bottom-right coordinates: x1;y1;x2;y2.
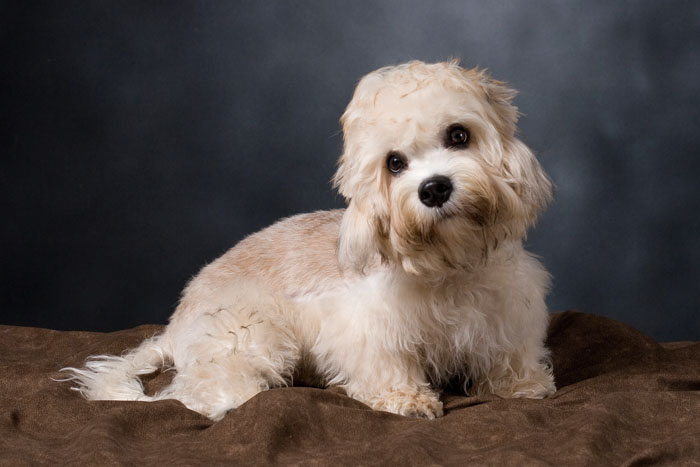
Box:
62;61;556;421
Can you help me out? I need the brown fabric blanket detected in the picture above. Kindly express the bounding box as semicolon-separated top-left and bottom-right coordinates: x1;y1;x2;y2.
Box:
1;311;699;466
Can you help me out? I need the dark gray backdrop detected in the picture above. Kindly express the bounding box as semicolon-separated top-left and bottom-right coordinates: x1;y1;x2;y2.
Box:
3;1;699;340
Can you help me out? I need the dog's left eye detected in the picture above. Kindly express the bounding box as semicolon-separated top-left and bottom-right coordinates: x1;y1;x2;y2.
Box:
446;124;470;148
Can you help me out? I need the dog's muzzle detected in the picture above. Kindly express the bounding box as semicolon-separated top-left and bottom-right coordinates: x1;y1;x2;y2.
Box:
418;176;452;208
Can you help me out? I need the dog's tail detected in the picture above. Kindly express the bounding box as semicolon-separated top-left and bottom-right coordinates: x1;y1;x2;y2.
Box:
58;334;171;401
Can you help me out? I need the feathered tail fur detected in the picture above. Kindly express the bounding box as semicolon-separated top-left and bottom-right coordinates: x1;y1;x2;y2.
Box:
59;335;171;402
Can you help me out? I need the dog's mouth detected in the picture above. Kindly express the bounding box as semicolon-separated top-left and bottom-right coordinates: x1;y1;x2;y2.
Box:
434;205;456;220
389;213;489;277
431;200;492;227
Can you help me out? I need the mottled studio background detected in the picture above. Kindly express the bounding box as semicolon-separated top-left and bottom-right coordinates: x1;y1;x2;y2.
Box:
2;1;699;340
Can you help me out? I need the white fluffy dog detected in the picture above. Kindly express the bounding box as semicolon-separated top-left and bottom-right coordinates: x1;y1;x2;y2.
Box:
63;61;556;420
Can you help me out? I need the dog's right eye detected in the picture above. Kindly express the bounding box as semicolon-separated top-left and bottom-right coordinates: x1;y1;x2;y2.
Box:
386;152;407;174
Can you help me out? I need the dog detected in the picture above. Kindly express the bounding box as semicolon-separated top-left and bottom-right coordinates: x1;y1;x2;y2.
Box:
62;60;556;421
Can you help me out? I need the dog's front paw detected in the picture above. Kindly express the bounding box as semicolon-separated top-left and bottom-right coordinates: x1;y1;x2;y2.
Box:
477;361;557;399
368;388;444;419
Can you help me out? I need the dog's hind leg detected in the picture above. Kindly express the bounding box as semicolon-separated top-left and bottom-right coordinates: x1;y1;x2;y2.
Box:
155;355;279;421
155;283;302;421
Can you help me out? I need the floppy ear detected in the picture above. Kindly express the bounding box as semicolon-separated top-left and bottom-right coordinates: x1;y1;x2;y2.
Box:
337;198;383;273
471;69;554;224
502;139;554;224
333;78;373;202
333;77;388;273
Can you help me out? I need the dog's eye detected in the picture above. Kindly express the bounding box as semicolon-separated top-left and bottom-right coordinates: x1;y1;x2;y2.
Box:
446;124;470;148
386;152;407;174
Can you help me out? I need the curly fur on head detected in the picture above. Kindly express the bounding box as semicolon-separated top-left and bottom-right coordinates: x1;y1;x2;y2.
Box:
60;60;556;421
335;61;552;276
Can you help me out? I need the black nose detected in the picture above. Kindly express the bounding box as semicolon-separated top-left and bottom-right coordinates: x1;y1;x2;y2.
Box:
418;176;453;208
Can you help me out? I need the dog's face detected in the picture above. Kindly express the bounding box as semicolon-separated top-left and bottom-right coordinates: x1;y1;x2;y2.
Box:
334;61;552;276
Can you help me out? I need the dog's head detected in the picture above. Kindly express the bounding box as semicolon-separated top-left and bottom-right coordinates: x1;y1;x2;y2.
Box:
334;61;552;277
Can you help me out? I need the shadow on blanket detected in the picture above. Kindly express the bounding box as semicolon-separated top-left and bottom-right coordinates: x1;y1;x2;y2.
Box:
1;311;699;466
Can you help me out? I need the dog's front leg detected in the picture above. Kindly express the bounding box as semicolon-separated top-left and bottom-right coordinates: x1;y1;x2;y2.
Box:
356;381;444;420
314;336;443;419
345;353;443;419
